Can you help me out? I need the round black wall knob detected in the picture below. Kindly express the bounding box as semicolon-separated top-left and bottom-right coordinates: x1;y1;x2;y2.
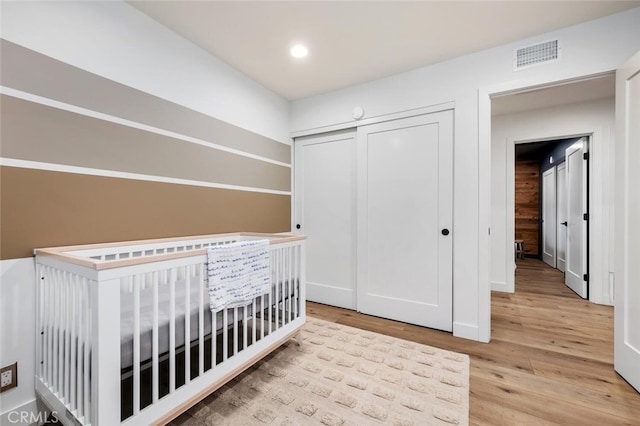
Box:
296;224;301;229
441;228;450;236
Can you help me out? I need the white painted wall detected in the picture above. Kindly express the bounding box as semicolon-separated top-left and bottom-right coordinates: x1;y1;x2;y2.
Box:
491;97;615;305
0;259;39;425
0;0;290;144
291;7;640;343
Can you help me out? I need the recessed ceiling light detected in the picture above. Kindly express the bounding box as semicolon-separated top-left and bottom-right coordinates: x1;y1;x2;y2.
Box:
290;44;308;59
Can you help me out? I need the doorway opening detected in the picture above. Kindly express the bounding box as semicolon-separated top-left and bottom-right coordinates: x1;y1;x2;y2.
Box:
514;136;590;299
488;72;614;305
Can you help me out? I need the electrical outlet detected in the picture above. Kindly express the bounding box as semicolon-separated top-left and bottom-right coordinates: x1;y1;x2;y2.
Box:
0;362;18;392
1;370;10;386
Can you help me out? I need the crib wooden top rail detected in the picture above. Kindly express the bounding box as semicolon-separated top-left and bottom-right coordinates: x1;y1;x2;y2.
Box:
34;232;305;271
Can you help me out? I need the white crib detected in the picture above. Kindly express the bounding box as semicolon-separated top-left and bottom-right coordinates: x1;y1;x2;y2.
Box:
34;233;306;426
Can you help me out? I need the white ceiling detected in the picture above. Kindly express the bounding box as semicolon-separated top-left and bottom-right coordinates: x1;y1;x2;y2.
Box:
128;1;639;101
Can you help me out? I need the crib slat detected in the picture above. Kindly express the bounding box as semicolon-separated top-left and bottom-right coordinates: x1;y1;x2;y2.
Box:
152;271;159;403
270;253;274;334
133;275;141;415
288;247;292;322
69;275;77;410
289;247;294;320
233;307;238;356
198;265;204;376
50;269;56;390
44;269;51;386
83;279;91;422
212;308;217;367
285;248;289;323
49;268;55;386
282;248;287;325
63;272;70;403
243;304;248;351
78;277;86;419
252;299;257;345
75;275;82;411
277;249;282;327
42;268;48;385
278;249;283;330
289;246;294;323
262;295;267;339
185;266;191;385
223;309;228;362
36;268;42;379
55;269;62;393
169;269;176;393
60;271;67;396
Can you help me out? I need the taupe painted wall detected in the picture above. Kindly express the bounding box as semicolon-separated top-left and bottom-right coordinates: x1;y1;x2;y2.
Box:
0;40;291;260
0;167;290;259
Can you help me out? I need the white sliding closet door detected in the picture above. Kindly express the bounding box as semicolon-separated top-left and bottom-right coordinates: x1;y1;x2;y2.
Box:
294;130;356;309
357;110;453;332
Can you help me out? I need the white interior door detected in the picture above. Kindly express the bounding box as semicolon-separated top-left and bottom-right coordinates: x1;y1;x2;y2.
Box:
294;130;356;309
565;139;588;298
357;110;453;332
614;50;640;393
556;162;567;272
542;167;557;268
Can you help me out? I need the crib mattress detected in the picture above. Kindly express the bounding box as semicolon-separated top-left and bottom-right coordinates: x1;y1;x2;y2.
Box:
119;279;295;369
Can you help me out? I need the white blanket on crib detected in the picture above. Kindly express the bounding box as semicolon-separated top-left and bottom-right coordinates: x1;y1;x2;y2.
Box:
206;239;271;312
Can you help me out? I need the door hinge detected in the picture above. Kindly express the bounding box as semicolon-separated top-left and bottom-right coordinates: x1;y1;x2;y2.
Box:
583;273;589;282
583;152;589;160
583;213;588;221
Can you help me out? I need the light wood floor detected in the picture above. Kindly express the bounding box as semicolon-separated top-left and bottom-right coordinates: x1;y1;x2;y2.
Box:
307;258;640;425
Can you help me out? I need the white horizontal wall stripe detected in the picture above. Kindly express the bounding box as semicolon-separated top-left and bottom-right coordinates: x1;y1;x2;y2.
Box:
0;158;291;196
0;86;291;168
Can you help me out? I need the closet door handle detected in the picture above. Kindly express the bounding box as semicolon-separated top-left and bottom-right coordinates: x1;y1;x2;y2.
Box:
441;228;450;236
296;224;301;230
561;221;568;226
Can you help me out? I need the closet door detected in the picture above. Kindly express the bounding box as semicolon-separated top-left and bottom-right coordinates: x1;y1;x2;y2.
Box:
294;130;356;309
356;110;453;332
556;162;567;272
542;167;557;268
565;138;588;298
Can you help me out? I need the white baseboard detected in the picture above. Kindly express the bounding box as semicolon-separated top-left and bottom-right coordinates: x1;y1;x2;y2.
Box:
453;321;480;342
306;282;356;310
491;280;509;292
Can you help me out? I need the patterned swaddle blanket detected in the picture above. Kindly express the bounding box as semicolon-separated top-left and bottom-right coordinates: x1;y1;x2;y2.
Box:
206;239;271;312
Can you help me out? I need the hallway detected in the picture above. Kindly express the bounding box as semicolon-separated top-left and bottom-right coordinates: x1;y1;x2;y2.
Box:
308;258;640;425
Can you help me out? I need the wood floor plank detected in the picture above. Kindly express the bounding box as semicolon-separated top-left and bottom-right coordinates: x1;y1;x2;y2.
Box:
471;361;640;420
307;258;640;425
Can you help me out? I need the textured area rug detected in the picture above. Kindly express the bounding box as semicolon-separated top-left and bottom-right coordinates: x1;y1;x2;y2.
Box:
172;319;469;426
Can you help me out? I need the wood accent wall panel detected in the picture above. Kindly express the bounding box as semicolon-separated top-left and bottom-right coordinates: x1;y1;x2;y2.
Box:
515;159;540;256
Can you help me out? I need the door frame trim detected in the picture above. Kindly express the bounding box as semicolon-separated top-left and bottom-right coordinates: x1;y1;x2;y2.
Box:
290;101;455;138
482;72;614;308
541;166;558;268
